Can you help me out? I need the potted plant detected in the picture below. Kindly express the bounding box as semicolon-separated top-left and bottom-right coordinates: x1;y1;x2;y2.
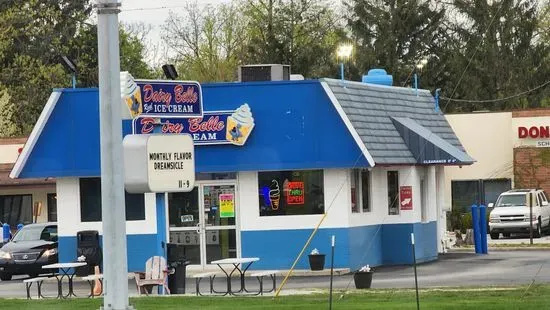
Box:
308;248;325;271
353;265;373;289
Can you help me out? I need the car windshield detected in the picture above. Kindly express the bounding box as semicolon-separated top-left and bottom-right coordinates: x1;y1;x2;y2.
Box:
12;226;57;242
496;194;526;207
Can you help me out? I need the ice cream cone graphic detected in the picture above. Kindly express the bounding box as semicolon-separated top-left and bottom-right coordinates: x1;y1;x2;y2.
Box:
226;104;255;146
120;72;142;118
269;180;280;210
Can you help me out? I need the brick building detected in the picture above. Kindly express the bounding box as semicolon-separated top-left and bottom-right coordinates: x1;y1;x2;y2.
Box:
0;138;56;228
444;108;550;215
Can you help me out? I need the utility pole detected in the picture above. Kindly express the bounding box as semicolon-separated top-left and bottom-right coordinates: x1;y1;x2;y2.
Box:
96;1;132;309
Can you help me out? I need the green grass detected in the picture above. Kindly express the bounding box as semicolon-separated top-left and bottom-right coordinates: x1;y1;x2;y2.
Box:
4;284;550;309
460;243;550;248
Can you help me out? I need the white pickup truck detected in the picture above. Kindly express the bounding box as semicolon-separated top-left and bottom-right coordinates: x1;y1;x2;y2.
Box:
488;189;550;239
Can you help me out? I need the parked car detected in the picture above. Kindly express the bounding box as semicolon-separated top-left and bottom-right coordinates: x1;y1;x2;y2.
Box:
488;189;550;239
0;222;58;281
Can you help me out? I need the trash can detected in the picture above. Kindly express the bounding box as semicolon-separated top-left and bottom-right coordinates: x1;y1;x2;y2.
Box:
75;230;102;276
167;243;190;294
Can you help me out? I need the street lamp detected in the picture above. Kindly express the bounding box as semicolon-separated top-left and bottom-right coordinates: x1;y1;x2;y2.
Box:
60;55;78;88
162;64;178;80
337;44;353;81
414;58;428;96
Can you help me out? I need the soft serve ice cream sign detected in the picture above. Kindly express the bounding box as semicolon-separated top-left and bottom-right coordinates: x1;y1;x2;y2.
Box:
121;72;255;146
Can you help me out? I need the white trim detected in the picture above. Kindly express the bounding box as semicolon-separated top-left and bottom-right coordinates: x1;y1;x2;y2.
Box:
10;91;62;178
320;81;376;167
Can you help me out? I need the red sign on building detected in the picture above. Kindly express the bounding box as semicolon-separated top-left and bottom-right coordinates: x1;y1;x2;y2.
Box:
400;186;413;210
287;182;305;205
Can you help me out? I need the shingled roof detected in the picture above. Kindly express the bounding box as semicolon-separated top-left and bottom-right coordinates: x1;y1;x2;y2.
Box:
321;78;473;165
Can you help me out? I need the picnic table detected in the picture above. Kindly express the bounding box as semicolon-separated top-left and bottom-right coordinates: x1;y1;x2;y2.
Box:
42;262;87;298
210;257;259;295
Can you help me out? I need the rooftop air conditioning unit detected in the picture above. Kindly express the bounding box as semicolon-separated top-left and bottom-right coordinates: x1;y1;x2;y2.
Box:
238;64;290;82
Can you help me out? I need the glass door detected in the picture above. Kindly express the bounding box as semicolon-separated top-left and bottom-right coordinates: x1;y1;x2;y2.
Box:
168;183;238;267
201;184;238;264
168;187;201;265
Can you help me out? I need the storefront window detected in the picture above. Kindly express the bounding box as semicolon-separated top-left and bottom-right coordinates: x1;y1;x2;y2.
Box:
80;178;145;222
258;170;324;216
351;170;359;213
47;193;57;222
351;169;371;214
388;171;399;215
0;195;32;226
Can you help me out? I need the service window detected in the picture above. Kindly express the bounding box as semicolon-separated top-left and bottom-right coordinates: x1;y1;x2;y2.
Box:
258;170;324;216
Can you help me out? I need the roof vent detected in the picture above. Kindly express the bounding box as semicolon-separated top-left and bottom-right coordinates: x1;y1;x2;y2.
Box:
238;64;290;82
362;69;393;86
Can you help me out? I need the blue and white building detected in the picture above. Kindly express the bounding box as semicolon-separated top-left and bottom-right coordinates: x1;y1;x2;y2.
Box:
10;68;473;271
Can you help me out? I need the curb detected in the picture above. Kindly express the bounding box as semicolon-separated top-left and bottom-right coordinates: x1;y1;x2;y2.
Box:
449;247;550;252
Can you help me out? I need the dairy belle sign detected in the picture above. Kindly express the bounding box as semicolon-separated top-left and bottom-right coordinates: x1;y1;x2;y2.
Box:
121;72;203;118
123;134;195;193
132;104;256;146
517;125;550;148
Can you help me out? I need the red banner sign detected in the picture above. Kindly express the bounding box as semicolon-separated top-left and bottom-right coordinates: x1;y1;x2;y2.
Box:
287;182;305;205
400;186;413;210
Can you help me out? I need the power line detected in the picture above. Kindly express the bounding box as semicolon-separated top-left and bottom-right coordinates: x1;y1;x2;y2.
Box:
441;0;506;112
440;79;550;104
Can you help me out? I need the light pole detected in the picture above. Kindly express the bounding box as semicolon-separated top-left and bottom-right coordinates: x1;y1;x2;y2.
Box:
414;58;428;96
96;0;132;309
337;44;353;81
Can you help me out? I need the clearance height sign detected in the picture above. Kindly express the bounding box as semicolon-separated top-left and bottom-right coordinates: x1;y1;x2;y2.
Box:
123;134;195;193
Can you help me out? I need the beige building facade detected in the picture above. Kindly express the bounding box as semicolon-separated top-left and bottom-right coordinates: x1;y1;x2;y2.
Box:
0;138;56;227
444;109;550;228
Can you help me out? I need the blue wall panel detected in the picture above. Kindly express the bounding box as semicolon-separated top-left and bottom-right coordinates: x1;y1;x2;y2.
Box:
59;233;158;272
381;223;414;265
240;228;349;270
381;222;438;265
413;221;438;263
347;225;383;270
19;81;371;178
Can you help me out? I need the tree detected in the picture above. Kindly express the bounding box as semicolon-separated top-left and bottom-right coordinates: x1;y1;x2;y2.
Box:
0;89;19;138
0;0;91;137
443;0;550;112
346;0;447;85
162;2;247;82
0;0;153;136
69;24;155;87
242;0;344;78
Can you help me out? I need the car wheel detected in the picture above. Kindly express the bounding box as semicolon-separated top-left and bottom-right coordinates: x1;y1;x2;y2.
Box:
0;273;12;281
503;233;511;238
534;220;542;238
490;233;499;240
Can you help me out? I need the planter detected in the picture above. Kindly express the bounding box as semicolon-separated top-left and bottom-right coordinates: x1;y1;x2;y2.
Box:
353;271;373;289
308;254;325;271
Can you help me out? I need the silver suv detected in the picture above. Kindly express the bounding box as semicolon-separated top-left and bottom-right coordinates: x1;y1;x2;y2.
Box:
488;189;550;239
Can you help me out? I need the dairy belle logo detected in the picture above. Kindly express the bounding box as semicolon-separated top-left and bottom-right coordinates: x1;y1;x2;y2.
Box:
120;72;203;118
132;104;256;146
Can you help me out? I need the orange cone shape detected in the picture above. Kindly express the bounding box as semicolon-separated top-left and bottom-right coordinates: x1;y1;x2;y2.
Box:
93;266;102;296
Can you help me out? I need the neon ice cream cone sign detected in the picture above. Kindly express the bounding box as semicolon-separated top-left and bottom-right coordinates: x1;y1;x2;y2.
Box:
269;180;281;210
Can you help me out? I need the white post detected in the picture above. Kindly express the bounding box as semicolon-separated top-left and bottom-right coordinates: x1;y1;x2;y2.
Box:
96;1;131;309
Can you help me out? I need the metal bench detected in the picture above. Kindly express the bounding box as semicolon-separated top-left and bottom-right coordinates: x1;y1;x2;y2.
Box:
192;272;219;296
23;276;56;299
249;270;279;295
81;274;103;298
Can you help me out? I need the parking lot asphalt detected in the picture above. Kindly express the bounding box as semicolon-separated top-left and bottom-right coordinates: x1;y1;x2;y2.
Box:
488;233;550;245
1;250;549;298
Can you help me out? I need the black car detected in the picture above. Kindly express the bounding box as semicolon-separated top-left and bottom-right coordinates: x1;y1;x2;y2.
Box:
0;222;58;281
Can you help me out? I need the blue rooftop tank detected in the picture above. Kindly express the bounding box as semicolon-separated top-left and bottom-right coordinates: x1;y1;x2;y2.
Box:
362;69;393;86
